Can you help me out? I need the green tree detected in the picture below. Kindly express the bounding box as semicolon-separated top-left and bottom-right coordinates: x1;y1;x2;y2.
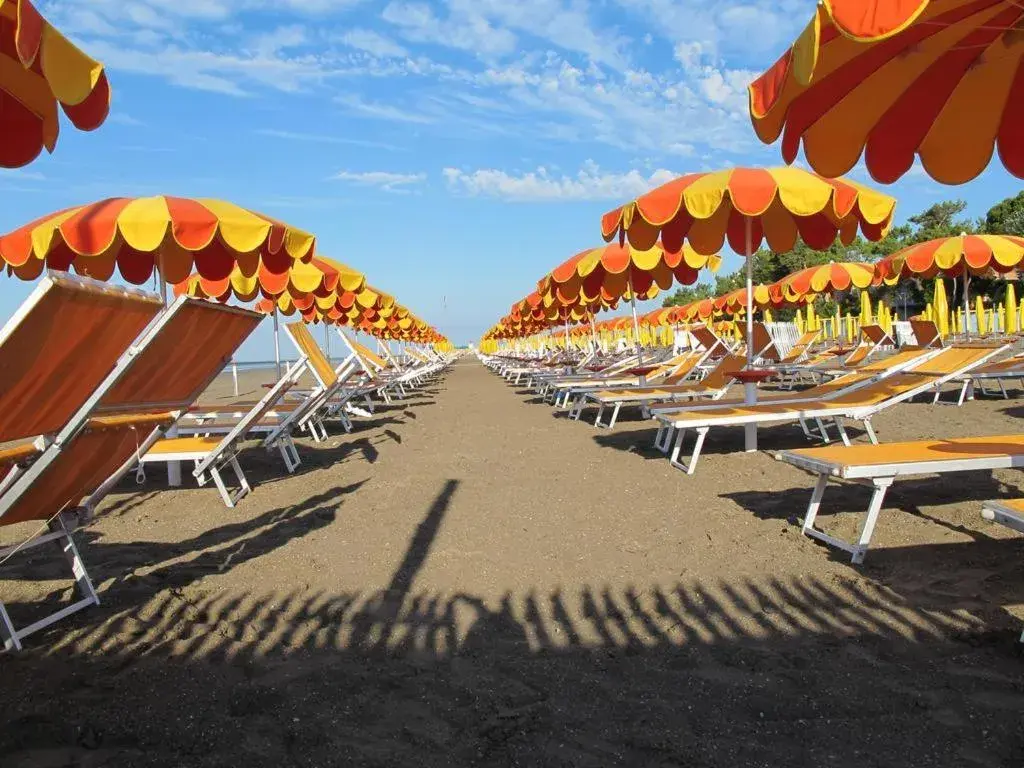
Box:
661;282;713;307
984;191;1024;236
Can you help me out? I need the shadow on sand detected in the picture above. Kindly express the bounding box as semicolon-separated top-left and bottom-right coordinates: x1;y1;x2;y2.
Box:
3;478;1024;766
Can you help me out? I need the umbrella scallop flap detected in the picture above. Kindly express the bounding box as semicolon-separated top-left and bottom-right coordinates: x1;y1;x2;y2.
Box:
749;0;1024;184
1;0;111;168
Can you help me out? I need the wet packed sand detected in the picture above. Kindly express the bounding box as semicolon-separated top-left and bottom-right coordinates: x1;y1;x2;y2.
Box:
2;358;1023;766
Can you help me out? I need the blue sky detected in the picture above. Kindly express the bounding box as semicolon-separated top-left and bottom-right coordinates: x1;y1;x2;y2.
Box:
1;0;1021;356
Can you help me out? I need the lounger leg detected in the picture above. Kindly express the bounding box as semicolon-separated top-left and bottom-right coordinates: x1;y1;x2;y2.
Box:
956;381;970;407
999;379;1008;399
0;602;20;652
669;427;706;475
364;394;375;413
862;419;878;445
654;423;673;453
229;456;251;504
834;419;851;447
54;517;99;609
594;404;607;428
277;436;300;473
801;475;829;537
851;479;893;564
211;465;235;508
608;402;621;429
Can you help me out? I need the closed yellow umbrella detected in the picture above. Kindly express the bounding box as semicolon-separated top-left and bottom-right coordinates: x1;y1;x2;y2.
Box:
975;296;987;335
933;279;949;337
807;303;817;333
845;313;854;343
859;290;872;326
794;309;805;334
1006;284;1018;334
763;308;774;324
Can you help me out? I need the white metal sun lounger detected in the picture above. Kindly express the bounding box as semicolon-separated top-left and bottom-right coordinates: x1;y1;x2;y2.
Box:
652;345;1006;475
780;435;1024;564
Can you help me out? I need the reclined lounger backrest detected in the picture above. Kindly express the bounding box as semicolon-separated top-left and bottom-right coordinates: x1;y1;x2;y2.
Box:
0;297;264;525
0;273;164;444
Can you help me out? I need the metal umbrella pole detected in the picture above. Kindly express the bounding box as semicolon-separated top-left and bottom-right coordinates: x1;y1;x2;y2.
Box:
273;307;282;380
743;218;758;452
627;271;643;365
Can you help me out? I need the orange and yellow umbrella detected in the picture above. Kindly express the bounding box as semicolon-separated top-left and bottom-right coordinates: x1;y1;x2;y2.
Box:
0;197;316;288
538;242;719;306
177;255;365;304
749;0;1024;184
602;166;895;450
1;0;111;168
770;261;880;304
713;284;786;315
875;234;1024;281
601;167;895;255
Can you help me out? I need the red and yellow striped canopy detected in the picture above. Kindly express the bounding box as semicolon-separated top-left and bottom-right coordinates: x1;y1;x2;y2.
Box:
177;255;365;304
875;234;1024;281
713;284;779;315
749;0;1024;184
1;0;111;168
538;242;719;306
0;196;316;285
601;167;896;255
770;261;879;303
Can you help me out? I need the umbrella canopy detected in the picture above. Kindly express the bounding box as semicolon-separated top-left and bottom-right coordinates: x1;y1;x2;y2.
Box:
1;0;111;168
0;196;316;286
875;234;1024;281
538;242;719;306
713;284;778;315
749;0;1024;184
770;261;880;303
600;167;896;254
177;255;365;303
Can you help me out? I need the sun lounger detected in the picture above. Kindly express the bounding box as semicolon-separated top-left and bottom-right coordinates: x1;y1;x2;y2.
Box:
961;354;1024;399
0;280;265;649
981;498;1024;536
555;352;704;410
577;354;747;428
777;330;821;366
653;345;1006;475
779;435;1024;564
910;319;943;349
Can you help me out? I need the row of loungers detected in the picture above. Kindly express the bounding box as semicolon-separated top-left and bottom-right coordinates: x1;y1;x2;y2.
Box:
0;273;453;651
479;331;1024;613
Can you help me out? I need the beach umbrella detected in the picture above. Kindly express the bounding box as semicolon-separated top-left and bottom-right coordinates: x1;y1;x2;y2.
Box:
601;166;895;450
536;242;720;364
806;303;817;333
1;0;111;168
933;278;949;338
875;234;1024;339
748;0;1024;184
179;256;366;377
976;295;987;335
1006;283;1018;334
0;196;317;304
859;290;873;327
770;261;880;304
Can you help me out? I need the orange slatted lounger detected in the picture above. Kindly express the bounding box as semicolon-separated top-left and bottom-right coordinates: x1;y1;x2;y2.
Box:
780;436;1024;565
776;330;822;366
910;319;944;349
578;354;747;429
2;294;268;650
0;275;169;651
960;354;1024;399
651;345;1006;475
558;351;709;412
647;348;940;451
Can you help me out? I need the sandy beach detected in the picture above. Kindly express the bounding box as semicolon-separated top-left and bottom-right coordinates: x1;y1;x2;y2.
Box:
1;358;1023;766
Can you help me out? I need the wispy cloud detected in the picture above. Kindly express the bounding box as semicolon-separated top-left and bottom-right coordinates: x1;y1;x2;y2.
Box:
442;161;677;201
108;112;145;126
339;28;408;58
335;94;435;124
255;128;401;151
332;170;427;192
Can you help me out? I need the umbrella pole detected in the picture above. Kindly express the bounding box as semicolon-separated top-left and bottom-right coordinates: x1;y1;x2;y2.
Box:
744;218;757;452
627;272;643;365
273;308;282;380
564;315;570;353
324;323;331;364
589;312;598;351
963;273;971;339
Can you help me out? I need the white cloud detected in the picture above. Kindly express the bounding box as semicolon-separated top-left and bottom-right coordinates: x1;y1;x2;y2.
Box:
339;29;408;58
108;113;144;126
382;2;518;58
336;94;435;123
0;169;47;181
333;170;426;191
442;161;677;201
255;128;401;150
